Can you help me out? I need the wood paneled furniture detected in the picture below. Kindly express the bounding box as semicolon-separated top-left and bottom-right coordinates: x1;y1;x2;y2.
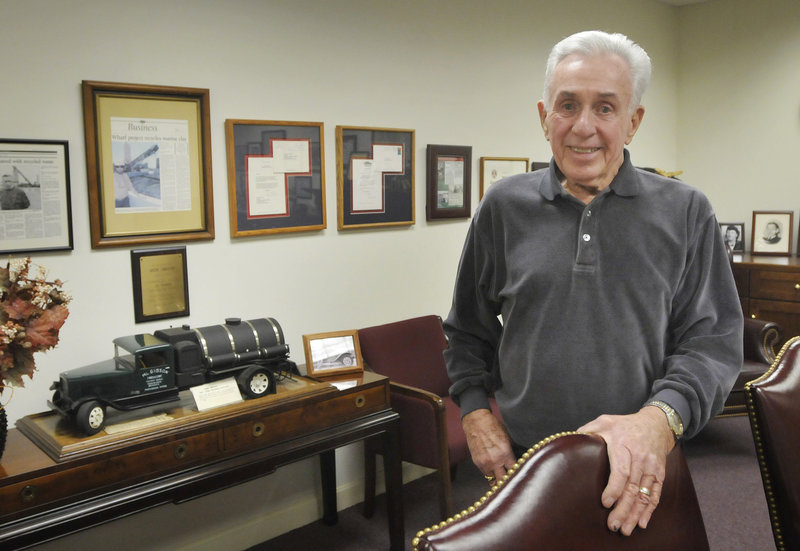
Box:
732;254;800;349
0;372;403;551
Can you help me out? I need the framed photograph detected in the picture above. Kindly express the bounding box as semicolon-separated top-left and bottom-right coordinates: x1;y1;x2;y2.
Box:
479;156;529;199
751;211;793;256
531;161;550;172
302;330;364;378
225;119;326;237
335;126;415;230
427;144;472;220
719;222;745;254
0;139;73;254
82;81;214;249
130;246;190;323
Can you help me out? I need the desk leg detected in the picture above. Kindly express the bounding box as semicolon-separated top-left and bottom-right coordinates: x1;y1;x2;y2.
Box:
382;423;404;551
320;449;338;525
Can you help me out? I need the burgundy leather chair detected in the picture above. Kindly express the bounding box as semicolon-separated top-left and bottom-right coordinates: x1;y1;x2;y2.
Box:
722;318;782;416
358;315;502;521
413;432;709;551
745;335;800;551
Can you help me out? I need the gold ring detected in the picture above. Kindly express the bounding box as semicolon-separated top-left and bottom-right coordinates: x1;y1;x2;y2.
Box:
485;475;496;484
639;486;651;497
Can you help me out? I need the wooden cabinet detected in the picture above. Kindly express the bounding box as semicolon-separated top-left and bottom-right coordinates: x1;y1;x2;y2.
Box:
732;254;800;349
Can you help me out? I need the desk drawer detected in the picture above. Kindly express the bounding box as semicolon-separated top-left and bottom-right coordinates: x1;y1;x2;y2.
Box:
0;430;220;518
223;384;388;453
750;270;800;302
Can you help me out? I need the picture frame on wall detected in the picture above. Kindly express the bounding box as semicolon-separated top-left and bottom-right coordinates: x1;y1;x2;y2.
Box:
427;144;472;220
751;211;793;256
0;139;74;255
82;80;214;248
719;222;745;254
302;330;364;378
225;119;326;237
130;246;190;323
335;126;415;230
479;156;529;199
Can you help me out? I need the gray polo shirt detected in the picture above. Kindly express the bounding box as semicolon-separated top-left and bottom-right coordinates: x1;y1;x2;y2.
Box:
444;151;742;446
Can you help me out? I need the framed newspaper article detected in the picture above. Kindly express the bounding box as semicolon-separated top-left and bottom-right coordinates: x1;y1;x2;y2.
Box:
0;139;73;254
335;126;415;230
82;81;214;248
426;144;472;220
225;119;326;237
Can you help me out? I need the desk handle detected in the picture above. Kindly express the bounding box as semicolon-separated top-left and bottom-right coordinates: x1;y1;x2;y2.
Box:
252;422;265;437
355;394;366;408
20;485;37;504
174;443;189;460
795;283;800;290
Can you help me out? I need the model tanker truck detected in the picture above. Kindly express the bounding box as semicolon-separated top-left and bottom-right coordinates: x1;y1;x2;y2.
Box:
48;317;297;436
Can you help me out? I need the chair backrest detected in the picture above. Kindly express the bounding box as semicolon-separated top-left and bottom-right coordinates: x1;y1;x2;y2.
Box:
414;432;709;551
358;315;451;397
745;336;800;551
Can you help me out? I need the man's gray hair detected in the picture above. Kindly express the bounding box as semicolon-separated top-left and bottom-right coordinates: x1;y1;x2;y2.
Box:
542;30;652;114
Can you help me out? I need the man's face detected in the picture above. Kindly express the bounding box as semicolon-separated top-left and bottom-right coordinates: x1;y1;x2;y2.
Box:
538;53;644;196
726;228;738;242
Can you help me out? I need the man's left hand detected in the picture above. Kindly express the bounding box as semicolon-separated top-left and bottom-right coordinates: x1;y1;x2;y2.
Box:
578;406;676;535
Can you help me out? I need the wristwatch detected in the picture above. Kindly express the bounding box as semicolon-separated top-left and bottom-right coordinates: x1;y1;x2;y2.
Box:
646;400;684;440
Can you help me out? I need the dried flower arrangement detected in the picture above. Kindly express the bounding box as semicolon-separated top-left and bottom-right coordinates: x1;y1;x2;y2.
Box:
0;258;71;392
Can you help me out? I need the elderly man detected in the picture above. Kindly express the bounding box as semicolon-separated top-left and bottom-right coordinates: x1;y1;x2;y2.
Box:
444;30;741;536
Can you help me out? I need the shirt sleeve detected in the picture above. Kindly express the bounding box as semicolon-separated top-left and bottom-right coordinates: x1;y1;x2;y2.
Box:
443;207;504;417
652;210;743;438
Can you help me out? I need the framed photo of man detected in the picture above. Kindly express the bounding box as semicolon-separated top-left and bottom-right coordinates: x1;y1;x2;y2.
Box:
719;222;745;254
751;211;793;256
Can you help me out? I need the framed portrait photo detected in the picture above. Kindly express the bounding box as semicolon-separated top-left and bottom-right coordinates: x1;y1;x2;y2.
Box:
427;144;472;220
0;139;73;254
225;119;326;237
751;211;793;256
302;330;364;378
719;222;745;254
82;80;214;248
479;156;529;199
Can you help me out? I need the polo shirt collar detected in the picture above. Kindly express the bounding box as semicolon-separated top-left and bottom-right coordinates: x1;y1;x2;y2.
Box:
540;149;641;201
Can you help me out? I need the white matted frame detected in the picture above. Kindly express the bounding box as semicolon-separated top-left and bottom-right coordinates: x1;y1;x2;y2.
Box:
302;330;364;378
751;211;793;256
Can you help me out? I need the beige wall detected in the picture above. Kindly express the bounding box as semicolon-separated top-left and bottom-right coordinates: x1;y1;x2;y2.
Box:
2;0;797;549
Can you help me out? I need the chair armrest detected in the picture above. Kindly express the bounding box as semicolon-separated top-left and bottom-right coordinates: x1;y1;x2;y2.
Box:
389;381;446;410
743;318;782;364
385;381;449;469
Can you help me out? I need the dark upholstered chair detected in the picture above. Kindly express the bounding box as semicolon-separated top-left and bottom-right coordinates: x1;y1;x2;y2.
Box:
745;335;800;551
358;315;502;521
413;432;709;551
722;318;782;416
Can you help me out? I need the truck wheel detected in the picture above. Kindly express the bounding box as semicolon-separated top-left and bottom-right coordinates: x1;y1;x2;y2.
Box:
240;368;275;398
76;400;106;436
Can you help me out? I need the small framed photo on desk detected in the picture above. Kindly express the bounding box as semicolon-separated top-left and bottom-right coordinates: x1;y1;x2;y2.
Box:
303;330;364;378
751;211;793;256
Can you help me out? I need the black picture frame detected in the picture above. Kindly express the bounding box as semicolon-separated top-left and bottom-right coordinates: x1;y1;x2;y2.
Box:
130;246;189;323
427;144;472;220
719;222;745;254
335;126;415;230
225;119;326;236
0;139;73;255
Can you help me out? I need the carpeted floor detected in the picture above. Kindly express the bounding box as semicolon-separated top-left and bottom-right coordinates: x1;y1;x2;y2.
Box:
249;415;774;551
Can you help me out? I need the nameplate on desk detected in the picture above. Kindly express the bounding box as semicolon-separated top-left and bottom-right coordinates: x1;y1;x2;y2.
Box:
191;377;244;411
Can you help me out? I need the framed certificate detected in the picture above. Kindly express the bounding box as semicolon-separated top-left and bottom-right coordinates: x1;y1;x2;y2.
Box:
83;81;214;248
225;119;326;236
335;126;415;230
479;156;529;199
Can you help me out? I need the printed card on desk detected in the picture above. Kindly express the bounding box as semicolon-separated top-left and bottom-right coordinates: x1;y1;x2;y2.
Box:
191;377;244;411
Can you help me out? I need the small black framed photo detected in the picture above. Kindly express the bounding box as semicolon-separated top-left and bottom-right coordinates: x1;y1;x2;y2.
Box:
719;222;745;254
427;144;472;220
130;246;189;323
751;211;793;257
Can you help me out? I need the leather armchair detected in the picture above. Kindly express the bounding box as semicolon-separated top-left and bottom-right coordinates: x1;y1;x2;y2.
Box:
722;318;782;416
745;336;800;551
413;432;709;551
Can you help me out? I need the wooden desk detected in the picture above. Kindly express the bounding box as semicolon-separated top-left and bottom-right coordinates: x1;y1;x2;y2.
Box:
0;372;403;551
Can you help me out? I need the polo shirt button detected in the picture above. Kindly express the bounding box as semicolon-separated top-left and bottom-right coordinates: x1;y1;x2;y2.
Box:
582;234;591;242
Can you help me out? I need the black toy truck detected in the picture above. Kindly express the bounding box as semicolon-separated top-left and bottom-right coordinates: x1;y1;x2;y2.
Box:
49;317;297;436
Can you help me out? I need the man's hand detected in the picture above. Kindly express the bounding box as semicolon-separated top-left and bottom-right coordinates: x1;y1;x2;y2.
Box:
578;406;676;535
461;409;516;484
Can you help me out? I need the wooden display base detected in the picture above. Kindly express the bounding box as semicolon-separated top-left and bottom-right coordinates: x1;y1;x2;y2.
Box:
16;374;332;463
